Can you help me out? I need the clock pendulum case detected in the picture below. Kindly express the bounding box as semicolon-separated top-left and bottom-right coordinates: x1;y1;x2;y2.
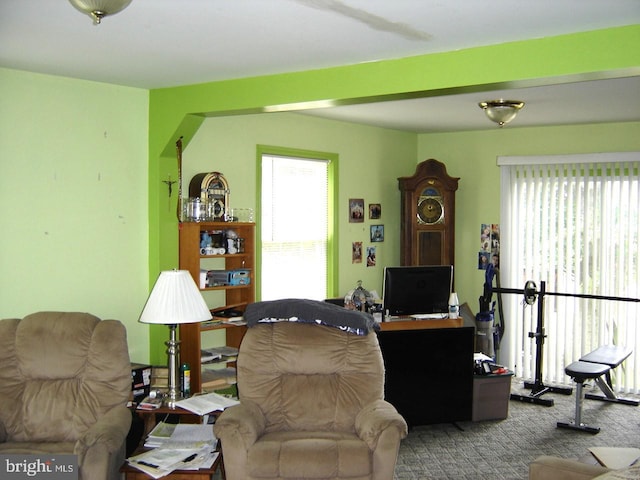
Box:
398;159;459;266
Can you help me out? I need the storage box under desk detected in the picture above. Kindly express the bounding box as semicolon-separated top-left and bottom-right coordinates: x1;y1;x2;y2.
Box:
472;373;513;421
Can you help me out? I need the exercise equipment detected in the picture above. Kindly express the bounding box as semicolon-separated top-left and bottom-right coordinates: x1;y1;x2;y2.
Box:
557;361;611;433
483;269;640;407
580;345;639;406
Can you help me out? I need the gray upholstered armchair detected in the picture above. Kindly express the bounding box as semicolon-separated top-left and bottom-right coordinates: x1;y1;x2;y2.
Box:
0;312;132;480
214;299;408;480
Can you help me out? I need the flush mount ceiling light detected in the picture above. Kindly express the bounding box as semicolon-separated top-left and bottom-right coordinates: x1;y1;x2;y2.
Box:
478;100;525;127
69;0;132;25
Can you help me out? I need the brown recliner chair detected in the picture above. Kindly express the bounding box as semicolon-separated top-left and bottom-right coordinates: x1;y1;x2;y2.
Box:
214;302;408;480
0;312;132;480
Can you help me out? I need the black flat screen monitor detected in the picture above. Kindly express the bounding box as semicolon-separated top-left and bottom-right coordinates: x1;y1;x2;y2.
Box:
382;265;453;316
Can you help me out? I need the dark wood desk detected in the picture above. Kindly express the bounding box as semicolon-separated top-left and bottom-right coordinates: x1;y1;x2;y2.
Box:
377;318;474;427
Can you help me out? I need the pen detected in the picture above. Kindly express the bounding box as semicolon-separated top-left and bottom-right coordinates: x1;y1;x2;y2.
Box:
183;453;198;463
137;460;159;469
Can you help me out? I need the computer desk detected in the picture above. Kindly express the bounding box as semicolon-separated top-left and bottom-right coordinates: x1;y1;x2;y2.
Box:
377;318;474;427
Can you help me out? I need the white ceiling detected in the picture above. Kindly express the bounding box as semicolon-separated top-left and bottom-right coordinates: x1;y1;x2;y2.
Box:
1;0;639;133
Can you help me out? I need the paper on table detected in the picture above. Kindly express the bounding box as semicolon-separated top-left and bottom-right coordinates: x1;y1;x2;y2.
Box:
151;424;217;450
177;451;220;471
128;448;200;479
171;424;215;442
147;421;176;439
175;392;240;415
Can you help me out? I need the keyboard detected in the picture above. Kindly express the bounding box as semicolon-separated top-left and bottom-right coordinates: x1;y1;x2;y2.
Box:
410;313;449;320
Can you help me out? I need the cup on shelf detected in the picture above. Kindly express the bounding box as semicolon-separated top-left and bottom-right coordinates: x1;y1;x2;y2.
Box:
184;198;206;222
229;208;254;222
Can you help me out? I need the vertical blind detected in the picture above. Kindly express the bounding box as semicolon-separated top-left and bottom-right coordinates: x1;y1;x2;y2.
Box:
500;153;640;393
261;154;329;301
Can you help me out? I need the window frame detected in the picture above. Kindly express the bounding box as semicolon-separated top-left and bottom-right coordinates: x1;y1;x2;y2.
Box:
256;144;339;301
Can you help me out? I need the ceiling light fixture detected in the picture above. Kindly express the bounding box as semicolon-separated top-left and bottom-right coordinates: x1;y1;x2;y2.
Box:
69;0;132;25
478;99;525;127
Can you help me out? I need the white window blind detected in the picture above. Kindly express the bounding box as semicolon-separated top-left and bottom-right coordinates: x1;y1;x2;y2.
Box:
261;154;329;301
500;153;640;394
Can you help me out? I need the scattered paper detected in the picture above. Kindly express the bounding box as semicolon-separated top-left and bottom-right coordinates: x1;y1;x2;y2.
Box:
589;447;640;469
175;392;240;415
128;423;219;478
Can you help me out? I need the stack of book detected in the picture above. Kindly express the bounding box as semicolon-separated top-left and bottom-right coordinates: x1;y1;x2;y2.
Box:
200;346;239;391
150;366;168;390
201;346;239;364
201;367;237;391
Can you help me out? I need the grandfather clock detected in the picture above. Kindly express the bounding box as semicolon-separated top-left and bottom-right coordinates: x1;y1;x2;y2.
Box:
398;159;459;266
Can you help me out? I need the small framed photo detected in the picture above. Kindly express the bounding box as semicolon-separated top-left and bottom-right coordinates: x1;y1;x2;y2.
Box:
369;203;381;219
366;246;377;267
370;225;384;242
349;198;365;223
352;242;363;263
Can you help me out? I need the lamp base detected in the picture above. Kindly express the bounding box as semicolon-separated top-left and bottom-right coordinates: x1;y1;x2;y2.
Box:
163;324;185;409
163;392;186;409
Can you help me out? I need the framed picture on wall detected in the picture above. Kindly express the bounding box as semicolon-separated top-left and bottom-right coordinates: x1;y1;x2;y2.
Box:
370;225;384;242
369;203;381;219
352;241;363;263
366;246;377;267
349;198;365;223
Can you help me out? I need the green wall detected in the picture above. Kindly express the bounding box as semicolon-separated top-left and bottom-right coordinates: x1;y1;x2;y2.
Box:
417;121;640;312
1;25;637;366
183;112;417;297
0;67;151;363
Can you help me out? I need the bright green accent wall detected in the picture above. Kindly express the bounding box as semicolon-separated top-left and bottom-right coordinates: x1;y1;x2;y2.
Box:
147;26;639;363
149;25;640;328
2;27;636;366
0;67;151;363
417;121;640;313
181;113;415;298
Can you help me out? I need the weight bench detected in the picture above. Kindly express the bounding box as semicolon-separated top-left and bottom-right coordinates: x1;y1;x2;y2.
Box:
580;345;639;406
557;361;611;433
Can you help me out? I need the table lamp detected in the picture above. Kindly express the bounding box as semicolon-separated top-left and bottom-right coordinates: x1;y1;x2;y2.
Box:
139;270;212;408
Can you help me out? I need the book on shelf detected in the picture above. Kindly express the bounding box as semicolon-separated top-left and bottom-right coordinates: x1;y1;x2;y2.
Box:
201;367;237;390
220;316;246;325
202;318;223;328
201;346;239;363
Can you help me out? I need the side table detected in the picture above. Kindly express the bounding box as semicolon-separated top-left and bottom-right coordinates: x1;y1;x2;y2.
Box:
121;405;225;480
121;460;220;480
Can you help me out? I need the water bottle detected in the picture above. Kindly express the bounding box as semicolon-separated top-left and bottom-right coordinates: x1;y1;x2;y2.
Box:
448;292;460;319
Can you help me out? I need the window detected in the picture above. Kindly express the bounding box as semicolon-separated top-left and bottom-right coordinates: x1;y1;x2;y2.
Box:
500;153;640;394
259;147;336;301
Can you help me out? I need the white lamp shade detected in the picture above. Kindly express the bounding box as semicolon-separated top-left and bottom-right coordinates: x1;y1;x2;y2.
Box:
139;270;212;325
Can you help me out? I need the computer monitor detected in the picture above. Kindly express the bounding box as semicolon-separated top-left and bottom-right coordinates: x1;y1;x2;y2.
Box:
382;265;453;317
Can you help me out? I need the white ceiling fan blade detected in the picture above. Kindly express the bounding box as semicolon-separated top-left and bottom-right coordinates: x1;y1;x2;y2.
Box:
292;0;431;41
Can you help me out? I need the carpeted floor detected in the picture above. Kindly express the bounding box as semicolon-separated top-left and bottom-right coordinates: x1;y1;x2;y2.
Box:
394;378;640;479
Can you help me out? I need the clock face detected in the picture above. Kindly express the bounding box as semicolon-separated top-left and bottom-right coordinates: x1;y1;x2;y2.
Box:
417;197;444;225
